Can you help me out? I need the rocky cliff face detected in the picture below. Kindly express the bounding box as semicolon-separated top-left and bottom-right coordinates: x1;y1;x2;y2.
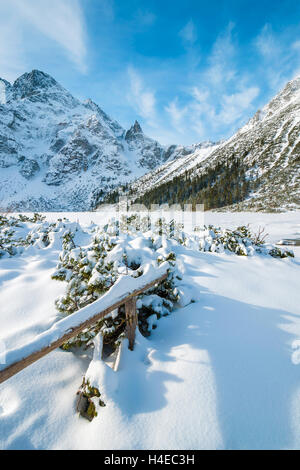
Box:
0;70;189;211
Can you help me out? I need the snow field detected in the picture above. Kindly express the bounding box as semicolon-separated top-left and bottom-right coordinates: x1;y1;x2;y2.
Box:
0;211;299;449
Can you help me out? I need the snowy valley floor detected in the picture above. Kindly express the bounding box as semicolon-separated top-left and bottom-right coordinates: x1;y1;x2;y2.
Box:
0;211;300;450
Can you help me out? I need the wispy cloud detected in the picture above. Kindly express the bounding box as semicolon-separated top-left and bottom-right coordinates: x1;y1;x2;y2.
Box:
255;24;280;59
254;23;300;90
127;67;157;125
12;0;87;72
217;87;260;125
0;0;87;80
179;19;197;45
108;17;300;145
0;16;26;82
205;22;236;86
165;98;188;134
164;23;260;142
292;40;300;51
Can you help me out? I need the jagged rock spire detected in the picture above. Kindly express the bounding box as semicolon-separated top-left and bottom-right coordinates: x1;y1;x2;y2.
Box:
125;120;143;142
132;120;143;133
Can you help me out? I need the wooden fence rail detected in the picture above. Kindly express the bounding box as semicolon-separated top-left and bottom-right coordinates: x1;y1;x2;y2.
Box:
0;269;168;385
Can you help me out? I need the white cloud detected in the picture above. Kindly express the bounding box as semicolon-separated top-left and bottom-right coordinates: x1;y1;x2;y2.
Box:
190;85;259;135
218;87;260;125
13;0;87;72
164;23;256;141
255;24;280;59
144;22;300;144
165;98;187;133
179;20;197;45
191;87;210;104
127;67;157;124
292;40;300;51
205;22;236;86
254;24;300;91
0;0;87;80
164;21;260;142
0;17;26;82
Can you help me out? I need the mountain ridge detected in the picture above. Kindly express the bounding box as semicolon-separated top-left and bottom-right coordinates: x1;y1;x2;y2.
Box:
0;70;299;212
0;70;195;210
116;75;300;212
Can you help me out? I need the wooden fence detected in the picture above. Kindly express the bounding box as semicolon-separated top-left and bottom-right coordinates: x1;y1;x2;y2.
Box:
0;270;168;385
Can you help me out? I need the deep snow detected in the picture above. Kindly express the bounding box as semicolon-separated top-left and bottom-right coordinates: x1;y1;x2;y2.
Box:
0;211;300;450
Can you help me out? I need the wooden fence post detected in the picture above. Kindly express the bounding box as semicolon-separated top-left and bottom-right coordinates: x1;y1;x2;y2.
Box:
125;297;137;351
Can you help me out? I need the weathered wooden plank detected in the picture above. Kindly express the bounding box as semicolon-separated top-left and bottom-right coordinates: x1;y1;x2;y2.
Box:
125;297;137;351
0;272;168;385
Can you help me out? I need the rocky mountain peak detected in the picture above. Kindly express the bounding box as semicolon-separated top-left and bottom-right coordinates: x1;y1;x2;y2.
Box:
0;69;176;210
282;75;300;94
132;120;143;133
125;120;143;142
278;75;300;106
12;70;60;99
11;70;80;110
84;98;100;112
261;75;300;120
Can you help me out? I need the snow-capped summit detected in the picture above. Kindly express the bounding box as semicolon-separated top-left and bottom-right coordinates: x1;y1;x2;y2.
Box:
247;75;300;127
0;70;191;211
272;75;300;106
9;69;79;109
12;70;59;98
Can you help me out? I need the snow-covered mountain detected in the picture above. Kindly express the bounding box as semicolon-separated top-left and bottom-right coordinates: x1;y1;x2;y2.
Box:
122;140;222;200
123;76;300;211
0;70;192;211
1;70;299;211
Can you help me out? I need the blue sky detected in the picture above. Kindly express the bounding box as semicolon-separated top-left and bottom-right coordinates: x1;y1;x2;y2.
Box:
1;0;300;145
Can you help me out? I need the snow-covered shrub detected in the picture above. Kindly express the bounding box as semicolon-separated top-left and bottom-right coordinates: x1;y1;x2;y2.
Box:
51;219;189;419
50;217;294;355
117;216;294;258
0;214;83;258
264;246;294;258
0;214;31;257
52;221;184;355
193;224;294;258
